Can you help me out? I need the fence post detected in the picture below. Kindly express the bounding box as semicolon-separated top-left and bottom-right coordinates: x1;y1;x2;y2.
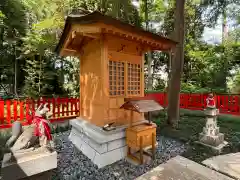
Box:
57;97;60;120
26;99;32;124
13;100;18;121
19;101;24;121
71;98;74;116
6;100;11;124
52;98;56;120
31;98;35;115
0;100;4;124
66;98;69;117
185;93;188;109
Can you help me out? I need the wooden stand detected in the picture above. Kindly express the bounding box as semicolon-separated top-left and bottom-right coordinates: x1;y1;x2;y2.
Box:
126;123;156;164
120;98;162;164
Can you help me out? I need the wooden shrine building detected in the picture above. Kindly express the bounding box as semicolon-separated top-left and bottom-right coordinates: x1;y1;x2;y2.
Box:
56;11;177;168
56;11;176;127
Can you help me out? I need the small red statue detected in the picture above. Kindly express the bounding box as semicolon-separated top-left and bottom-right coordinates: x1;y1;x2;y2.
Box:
206;93;216;109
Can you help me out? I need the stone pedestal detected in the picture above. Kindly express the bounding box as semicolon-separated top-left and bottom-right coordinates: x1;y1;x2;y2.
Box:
69;118;148;168
1;151;57;180
196;108;228;153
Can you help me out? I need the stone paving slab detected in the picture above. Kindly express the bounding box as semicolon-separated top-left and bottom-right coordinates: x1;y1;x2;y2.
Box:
136;156;233;180
202;153;240;179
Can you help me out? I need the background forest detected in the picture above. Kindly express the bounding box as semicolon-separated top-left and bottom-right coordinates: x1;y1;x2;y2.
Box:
0;0;240;99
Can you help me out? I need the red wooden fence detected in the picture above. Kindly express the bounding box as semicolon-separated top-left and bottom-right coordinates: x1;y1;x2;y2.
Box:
145;92;240;116
0;97;79;129
0;93;239;129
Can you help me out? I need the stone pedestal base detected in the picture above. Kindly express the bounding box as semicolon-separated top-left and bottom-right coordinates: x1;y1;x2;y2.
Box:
199;132;224;147
196;108;228;153
1;151;57;180
195;138;228;153
69;119;148;168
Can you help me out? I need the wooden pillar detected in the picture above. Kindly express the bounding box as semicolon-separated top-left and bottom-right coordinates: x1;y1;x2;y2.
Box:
140;136;143;164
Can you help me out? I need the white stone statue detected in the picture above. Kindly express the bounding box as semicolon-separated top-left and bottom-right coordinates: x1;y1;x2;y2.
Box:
4;103;54;163
2;103;57;180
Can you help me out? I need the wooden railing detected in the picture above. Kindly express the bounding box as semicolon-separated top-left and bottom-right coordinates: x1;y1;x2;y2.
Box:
145;92;240;116
0;93;239;129
0;97;79;129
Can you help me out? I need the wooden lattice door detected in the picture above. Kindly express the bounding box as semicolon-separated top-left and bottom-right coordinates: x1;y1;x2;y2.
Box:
109;60;125;96
108;60;142;97
127;62;141;96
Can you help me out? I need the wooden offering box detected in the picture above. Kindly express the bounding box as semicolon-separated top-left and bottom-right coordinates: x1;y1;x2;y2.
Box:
121;98;163;164
126;124;156;149
126;123;156;164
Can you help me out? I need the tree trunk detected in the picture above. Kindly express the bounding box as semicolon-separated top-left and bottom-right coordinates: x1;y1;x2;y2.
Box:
14;49;18;96
167;0;185;127
147;52;153;90
39;55;42;96
222;10;228;43
222;10;228;91
144;0;153;90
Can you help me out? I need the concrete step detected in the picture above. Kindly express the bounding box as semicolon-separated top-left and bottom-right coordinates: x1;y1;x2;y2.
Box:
202;152;240;179
136;155;233;180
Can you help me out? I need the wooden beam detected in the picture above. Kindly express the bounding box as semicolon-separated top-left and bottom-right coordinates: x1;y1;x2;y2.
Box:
80;33;101;39
74;36;86;53
72;24;101;34
63;27;74;49
60;48;78;57
100;23;175;51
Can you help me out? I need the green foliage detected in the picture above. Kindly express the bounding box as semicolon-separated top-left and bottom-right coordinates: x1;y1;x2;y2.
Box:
229;70;240;94
0;0;28;96
139;0;167;29
20;0;141;98
200;0;240;28
153;78;166;90
62;57;80;97
20;0;69;98
23;54;65;98
0;11;5;26
69;0;141;26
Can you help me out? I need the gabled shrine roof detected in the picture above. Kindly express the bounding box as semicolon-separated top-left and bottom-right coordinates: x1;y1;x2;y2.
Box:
56;11;177;56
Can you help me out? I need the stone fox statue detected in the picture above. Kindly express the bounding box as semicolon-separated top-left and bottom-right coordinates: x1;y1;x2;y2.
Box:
5;103;54;156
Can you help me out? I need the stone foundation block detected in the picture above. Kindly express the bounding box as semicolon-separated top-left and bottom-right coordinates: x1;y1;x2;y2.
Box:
1;151;57;180
107;138;126;151
199;132;224;147
68;119;129;168
94;146;127;168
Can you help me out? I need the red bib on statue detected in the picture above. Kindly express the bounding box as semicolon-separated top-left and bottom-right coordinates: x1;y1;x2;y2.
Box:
33;116;52;140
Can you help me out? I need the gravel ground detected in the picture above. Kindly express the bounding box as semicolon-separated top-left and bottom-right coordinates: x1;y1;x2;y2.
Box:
52;131;187;180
